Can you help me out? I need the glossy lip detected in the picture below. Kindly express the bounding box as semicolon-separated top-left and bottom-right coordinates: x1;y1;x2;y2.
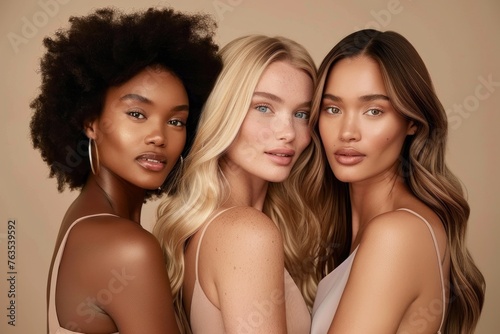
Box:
265;148;295;166
135;152;167;172
334;148;366;166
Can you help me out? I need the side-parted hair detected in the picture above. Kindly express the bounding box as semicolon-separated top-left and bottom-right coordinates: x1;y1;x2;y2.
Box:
29;7;222;199
154;34;323;332
313;29;485;333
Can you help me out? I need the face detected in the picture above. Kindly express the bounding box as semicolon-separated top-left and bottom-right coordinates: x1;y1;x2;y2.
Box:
225;60;313;183
319;56;416;184
86;67;189;190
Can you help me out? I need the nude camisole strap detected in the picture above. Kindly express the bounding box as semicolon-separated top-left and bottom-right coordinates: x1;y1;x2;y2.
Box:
194;207;237;281
397;208;446;334
49;213;119;333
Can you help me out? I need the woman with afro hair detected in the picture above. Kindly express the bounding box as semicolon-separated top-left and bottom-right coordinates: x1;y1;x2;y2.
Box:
30;7;222;334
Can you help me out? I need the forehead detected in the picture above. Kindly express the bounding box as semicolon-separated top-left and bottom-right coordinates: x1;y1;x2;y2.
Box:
118;68;185;93
325;56;387;96
254;60;313;99
105;68;188;104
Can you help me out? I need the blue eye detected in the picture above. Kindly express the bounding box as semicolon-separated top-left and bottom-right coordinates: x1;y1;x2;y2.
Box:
256;105;270;113
169;119;186;127
295;111;310;120
325;106;341;114
127;111;146;119
365;109;383;116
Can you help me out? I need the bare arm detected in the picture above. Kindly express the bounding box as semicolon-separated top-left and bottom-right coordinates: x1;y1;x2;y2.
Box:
101;225;179;334
59;217;179;334
328;211;442;334
199;207;287;334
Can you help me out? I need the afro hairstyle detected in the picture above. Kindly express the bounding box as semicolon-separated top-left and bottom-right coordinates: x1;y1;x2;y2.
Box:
30;7;222;198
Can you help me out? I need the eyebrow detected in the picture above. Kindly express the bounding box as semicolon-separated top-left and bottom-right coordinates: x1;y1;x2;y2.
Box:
253;91;311;109
253;91;283;103
120;93;189;111
120;93;152;104
323;93;390;102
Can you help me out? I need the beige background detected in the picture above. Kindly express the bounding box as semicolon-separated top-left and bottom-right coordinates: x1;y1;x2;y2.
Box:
0;0;498;332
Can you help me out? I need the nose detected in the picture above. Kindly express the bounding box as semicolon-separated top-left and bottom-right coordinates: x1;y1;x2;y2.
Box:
272;114;296;142
338;114;360;142
145;124;166;147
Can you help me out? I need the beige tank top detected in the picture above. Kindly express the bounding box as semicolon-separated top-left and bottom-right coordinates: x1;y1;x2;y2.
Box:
48;213;119;334
189;207;311;334
311;208;446;334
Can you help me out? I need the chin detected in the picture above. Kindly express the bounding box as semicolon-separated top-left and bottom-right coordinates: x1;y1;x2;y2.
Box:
265;173;291;183
135;180;165;191
330;171;356;183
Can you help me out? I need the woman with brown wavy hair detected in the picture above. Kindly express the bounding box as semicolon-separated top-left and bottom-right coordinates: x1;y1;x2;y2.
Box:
311;29;485;334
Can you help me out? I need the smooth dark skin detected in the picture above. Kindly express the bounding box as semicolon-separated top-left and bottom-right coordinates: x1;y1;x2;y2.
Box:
47;68;187;334
49;172;177;333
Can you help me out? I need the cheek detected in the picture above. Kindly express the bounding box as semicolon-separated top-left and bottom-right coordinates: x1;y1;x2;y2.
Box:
240;119;270;147
297;125;311;150
96;131;131;152
166;131;186;155
371;130;406;158
318;119;336;149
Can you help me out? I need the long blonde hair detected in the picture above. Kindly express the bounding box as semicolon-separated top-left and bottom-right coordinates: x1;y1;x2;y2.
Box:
153;35;322;332
314;29;485;333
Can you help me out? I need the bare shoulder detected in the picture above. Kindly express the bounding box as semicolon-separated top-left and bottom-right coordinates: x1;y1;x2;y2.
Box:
66;215;165;272
196;206;286;316
361;208;446;254
199;206;284;271
354;208;448;283
207;206;283;248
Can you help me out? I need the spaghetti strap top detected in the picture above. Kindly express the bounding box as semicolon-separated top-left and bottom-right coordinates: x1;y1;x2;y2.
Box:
48;213;119;334
311;208;446;334
398;208;446;334
189;207;311;334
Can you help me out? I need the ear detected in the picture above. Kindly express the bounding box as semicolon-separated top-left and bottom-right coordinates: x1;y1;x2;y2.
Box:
84;118;99;140
407;121;417;135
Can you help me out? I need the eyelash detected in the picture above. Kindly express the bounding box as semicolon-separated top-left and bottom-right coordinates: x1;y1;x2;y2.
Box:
295;111;310;120
323;107;384;116
365;108;383;116
255;104;271;113
324;106;341;114
169;119;186;127
127;110;145;119
127;111;186;127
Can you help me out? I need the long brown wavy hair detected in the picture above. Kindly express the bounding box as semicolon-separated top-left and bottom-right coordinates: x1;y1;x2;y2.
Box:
312;29;485;333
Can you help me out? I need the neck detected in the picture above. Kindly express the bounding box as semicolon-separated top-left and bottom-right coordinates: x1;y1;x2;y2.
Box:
349;171;408;243
220;159;269;211
82;168;146;223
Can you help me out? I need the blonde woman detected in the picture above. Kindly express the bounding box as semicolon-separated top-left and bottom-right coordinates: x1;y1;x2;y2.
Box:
312;29;485;334
154;35;323;333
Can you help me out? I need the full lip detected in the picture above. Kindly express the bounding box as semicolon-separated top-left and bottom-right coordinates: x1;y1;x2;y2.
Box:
265;148;296;158
265;148;296;166
334;148;365;157
333;148;366;166
135;152;168;172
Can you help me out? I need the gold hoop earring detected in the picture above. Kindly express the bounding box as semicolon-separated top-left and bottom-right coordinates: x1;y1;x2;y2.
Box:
88;138;100;175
